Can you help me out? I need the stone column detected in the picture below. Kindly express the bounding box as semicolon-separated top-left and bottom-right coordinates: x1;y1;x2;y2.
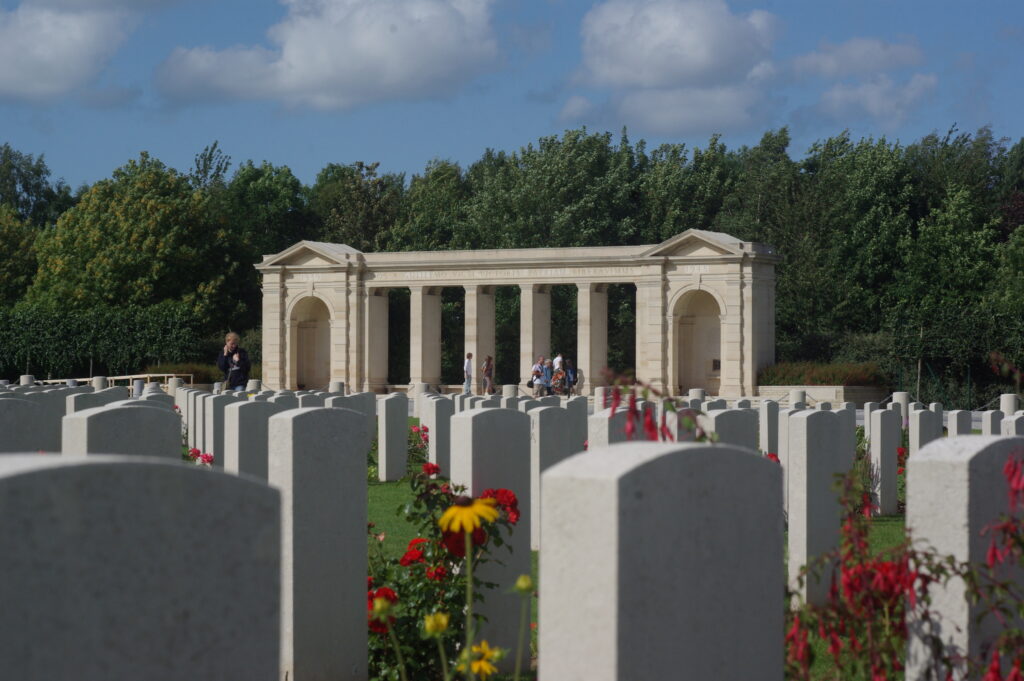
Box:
464;285;496;394
365;289;389;392
634;279;666;392
576;283;607;395
519;284;550;388
410;286;442;387
261;269;286;390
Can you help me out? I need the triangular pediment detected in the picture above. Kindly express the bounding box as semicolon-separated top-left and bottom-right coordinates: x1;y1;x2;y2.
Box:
261;241;361;267
643;229;744;258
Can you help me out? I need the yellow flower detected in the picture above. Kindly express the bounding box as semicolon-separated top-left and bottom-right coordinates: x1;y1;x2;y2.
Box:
371;597;392;621
456;640;501;680
423;612;450;636
514;574;534;594
438;496;499;533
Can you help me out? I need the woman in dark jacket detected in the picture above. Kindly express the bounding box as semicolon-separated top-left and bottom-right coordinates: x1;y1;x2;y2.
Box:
216;332;251;391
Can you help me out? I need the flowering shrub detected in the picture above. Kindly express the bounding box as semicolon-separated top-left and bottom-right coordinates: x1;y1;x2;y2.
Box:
367;462;520;681
600;372;716;444
181;447;214;467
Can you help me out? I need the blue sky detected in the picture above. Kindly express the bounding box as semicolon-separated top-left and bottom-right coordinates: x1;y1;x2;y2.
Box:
1;0;1022;189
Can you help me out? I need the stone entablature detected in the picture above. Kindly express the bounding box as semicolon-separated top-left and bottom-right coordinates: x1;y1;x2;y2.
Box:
256;229;779;397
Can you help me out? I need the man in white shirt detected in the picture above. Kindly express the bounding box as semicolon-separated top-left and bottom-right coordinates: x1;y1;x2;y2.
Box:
463;352;473;395
531;355;545;397
553;353;563;371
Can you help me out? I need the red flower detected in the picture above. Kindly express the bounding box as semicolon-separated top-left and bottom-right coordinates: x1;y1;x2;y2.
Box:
442;528;486;557
200;453;214;465
1006;658;1022;681
422;462;441;476
898;466;905;475
367;586;398;634
482;488;520;524
765;452;780;463
983;650;1002;681
421;425;429;432
643;408;658;441
367;576;374;589
399;548;425;566
425;565;447;581
411;425;420;433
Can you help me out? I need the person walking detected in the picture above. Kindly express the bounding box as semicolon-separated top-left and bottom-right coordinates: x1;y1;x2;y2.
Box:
531;355;545;397
216;332;251;391
481;355;495;394
542;358;555;396
463;352;474;395
564;359;577;396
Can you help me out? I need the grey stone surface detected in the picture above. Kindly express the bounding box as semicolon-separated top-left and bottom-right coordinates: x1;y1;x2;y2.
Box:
204;393;243;465
517;398;542;413
478;396;501;409
267;393;299;410
816;402;832;410
870;408;900;515
502;384;518;398
0;398;46;453
500;395;520;410
539;442;783;681
63;404;180;459
704;398;727;410
893;392;910;426
91;376;108;390
268;408;369;681
224;400;287;480
1002;414;1024;436
863;401;879;439
378;393;409;481
705;408;758;451
529;406;574;551
419;395;453;474
759;399;778;454
788;410;843;606
138;392;175;409
980;410;1003;436
327;380;345;394
777;405;803;513
565;395;589;453
910;408;941;457
788;389;805;405
67;386;130;415
0;455;280;681
906;436;1024;677
298;393;325;408
832;406;856;471
999;393;1019;419
587;407;629;449
450;408;531;673
947;410;972;438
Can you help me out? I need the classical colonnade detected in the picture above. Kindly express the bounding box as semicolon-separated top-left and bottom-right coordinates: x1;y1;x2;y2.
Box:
256;229;778;397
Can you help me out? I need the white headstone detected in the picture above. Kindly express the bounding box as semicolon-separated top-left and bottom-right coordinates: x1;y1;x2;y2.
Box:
909;408;941;457
999;393;1019;418
980;410;1003;436
1002;414;1024;436
268;408;369;681
788;410;843;605
863;401;879;440
759;399;779;455
946;410;972;438
565;395;589;453
705;408;758;451
906;436;1024;676
870;408;901;515
378;393;409;481
0;455;280;680
539;442;782;680
529;406;574;551
223;400;288;480
63;404;180;459
588;407;629;448
449;408;531;672
0;398;46;452
419;395;453;474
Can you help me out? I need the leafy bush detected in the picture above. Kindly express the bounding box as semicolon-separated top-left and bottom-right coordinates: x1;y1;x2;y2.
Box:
0;301;205;381
757;361;890;387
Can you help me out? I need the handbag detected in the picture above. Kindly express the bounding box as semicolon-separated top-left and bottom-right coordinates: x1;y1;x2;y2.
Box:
527;379;534;388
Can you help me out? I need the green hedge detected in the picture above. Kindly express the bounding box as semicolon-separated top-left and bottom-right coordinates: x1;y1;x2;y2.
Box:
0;302;207;381
757;361;890;388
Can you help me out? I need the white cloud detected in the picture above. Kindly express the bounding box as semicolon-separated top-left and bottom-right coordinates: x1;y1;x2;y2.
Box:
0;4;129;100
819;73;937;126
794;37;923;78
616;84;760;134
158;0;499;110
559;95;594;121
579;0;777;89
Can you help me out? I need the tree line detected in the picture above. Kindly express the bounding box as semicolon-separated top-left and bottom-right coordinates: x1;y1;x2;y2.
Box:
1;127;1022;406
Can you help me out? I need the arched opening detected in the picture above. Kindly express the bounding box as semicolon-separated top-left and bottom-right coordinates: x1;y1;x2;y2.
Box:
675;290;722;395
291;296;331;390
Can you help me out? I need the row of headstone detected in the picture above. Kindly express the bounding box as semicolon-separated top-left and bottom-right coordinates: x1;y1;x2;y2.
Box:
3;385;1021;678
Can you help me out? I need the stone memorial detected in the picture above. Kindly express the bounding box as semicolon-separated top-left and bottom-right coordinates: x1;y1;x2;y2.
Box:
0;455;280;680
63;404;180;459
539;442;782;681
224;400;288;480
529;406;574;551
378;393;409;481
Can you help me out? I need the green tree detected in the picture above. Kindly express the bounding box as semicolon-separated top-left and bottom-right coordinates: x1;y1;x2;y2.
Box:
310;161;405;252
386;159;470;251
28;152;248;328
0;143;74;226
227;160;316;257
0;205;38;305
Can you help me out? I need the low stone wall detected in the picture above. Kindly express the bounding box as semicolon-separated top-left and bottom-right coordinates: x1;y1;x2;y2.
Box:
755;385;889;407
